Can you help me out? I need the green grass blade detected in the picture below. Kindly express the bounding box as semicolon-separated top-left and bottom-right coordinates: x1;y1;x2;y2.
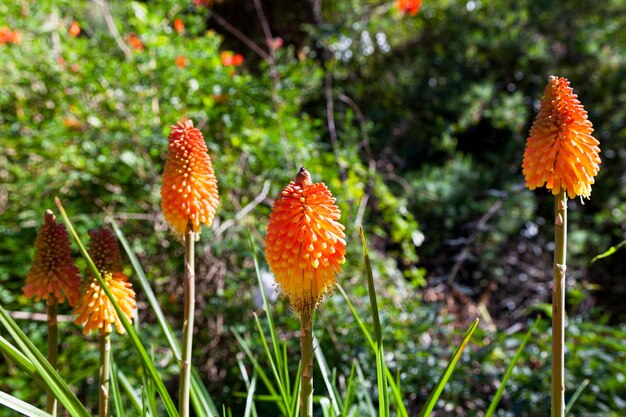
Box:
290;361;302;417
231;327;288;416
418;318;480;417
591;239;626;263
354;361;377;417
111;219;219;416
565;379;590;416
485;317;540;417
55;198;178;417
0;335;38;377
253;314;290;409
360;226;390;417
343;362;357;414
0;306;91;417
243;373;258;417
110;361;126;417
336;284;408;417
312;334;342;414
248;234;286;382
0;391;53;417
117;369;147;416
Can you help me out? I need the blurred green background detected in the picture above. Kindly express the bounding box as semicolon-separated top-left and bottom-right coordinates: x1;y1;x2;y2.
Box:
1;0;625;415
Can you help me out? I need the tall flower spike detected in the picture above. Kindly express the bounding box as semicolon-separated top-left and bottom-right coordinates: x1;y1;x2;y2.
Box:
161;119;219;238
23;210;81;306
265;168;346;314
522;76;601;199
74;228;136;335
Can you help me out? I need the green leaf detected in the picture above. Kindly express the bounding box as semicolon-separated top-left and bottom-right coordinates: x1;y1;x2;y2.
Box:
55;198;179;417
0;391;53;417
565;379;590;416
111;219;219;417
591;240;626;263
313;333;343;415
110;361;126;417
0;306;91;417
418;318;479;417
485;317;540;417
117;368;147;416
360;226;390;417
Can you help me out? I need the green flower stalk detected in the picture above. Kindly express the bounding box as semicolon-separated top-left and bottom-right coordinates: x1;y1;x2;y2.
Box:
522;76;601;417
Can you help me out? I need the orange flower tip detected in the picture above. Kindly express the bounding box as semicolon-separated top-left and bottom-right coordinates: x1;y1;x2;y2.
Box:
160;118;220;238
265;169;346;314
23;210;81;306
74;272;136;335
522;76;600;200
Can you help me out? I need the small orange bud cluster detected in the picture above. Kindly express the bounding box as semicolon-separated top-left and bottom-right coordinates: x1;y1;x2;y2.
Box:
74;228;136;335
23;210;81;306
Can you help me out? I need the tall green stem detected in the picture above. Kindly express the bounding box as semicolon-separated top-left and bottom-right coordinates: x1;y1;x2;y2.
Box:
99;333;111;417
179;223;195;417
300;311;314;417
46;299;58;417
552;190;567;417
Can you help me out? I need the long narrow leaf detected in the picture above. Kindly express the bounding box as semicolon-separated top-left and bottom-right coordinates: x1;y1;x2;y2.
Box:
313;334;342;414
117;369;147;416
110;361;126;417
0;306;91;417
565;379;590;416
0;391;53;417
485;317;540;417
418;318;480;417
253;314;290;410
55;198;179;417
360;226;390;417
111;219;218;416
243;373;258;417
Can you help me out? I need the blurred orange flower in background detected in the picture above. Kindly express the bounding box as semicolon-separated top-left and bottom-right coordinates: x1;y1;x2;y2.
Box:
74;228;136;335
175;55;187;68
174;18;185;34
0;27;20;45
522;76;601;199
22;210;81;306
220;51;243;67
397;0;422;16
161;119;219;238
126;33;144;52
193;0;212;7
265;168;346;314
68;21;80;37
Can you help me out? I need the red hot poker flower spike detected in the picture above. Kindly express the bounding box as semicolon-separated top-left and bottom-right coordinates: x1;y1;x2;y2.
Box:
265;168;346;314
523;76;601;199
74;228;136;335
23;210;81;306
161;119;219;238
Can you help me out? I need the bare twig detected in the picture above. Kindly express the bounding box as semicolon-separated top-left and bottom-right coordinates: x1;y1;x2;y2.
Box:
211;10;270;61
215;180;272;236
94;0;132;59
8;310;74;322
447;200;503;284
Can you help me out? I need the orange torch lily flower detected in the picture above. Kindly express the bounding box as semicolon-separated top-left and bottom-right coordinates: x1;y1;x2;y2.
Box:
523;76;600;199
161;119;219;238
265;168;346;314
22;210;81;306
74;228;136;335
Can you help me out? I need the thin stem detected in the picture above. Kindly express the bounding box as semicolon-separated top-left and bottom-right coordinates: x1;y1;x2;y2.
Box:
552;190;567;417
46;299;58;417
300;311;314;417
178;222;195;417
99;333;111;417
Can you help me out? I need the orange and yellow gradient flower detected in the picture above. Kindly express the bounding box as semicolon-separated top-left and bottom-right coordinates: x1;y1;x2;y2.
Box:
265;168;346;314
23;210;80;306
522;76;601;199
161;119;219;238
74;228;136;335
